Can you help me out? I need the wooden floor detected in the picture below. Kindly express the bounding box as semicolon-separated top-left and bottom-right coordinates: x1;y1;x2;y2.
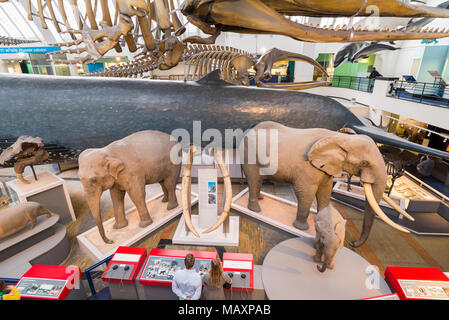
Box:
1;164;449;282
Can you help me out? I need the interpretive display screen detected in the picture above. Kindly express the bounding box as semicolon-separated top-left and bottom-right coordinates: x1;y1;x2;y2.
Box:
15;277;67;299
141;256;211;282
398;279;449;300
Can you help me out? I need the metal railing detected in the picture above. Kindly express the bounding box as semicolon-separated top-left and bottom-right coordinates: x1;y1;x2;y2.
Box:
84;254;113;296
389;80;449;107
330;75;375;93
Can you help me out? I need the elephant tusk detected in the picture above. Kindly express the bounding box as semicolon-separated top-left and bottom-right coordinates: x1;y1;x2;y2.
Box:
382;194;415;222
364;183;410;234
203;148;232;234
181;145;200;238
16;173;30;184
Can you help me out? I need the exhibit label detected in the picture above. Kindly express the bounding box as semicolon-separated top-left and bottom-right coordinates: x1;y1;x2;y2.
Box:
0;46;61;54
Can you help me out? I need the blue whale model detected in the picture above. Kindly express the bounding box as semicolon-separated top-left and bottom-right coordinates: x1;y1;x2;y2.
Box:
0;71;448;160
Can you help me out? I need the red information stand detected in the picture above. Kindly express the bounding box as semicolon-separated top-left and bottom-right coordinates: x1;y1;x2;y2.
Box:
385;266;449;300
15;265;85;300
139;248;217;286
222;252;254;292
101;246;148;300
102;246;147;284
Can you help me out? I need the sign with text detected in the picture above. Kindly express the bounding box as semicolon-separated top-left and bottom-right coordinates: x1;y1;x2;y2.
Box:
0;46;61;54
198;168;218;229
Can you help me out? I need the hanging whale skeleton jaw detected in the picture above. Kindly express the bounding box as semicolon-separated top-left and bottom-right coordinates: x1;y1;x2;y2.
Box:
3;0;449;74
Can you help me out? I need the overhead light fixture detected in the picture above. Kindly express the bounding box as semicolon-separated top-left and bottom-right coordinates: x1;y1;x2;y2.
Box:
115;57;121;62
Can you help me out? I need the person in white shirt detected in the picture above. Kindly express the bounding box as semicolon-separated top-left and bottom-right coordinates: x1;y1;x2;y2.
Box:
172;253;202;300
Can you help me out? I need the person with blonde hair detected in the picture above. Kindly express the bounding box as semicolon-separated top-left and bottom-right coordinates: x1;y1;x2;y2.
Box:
201;257;232;300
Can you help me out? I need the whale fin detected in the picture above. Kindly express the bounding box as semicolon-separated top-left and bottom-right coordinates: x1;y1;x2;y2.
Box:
196;70;234;86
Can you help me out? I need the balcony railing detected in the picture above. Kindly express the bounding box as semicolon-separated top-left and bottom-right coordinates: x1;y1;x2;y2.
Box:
389;80;449;108
330;75;375;93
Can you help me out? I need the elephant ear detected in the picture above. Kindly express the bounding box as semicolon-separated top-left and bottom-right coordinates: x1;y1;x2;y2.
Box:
308;136;348;176
105;157;125;179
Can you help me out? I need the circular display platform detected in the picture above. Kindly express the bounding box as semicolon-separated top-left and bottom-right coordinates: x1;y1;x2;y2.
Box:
262;237;392;300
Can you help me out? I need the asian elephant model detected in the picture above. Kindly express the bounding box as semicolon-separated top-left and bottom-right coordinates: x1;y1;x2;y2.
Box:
0;202;52;239
240;121;414;248
314;205;345;273
78;130;181;244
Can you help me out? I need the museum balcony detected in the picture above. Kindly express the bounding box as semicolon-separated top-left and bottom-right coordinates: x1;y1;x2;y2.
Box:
304;79;449;133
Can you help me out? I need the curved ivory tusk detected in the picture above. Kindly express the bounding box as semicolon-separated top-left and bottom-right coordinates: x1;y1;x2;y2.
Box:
364;183;410;233
181;145;200;238
382;194;415;222
203;148;232;234
16;173;30;184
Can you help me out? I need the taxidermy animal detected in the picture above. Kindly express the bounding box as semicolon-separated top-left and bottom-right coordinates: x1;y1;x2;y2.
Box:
239;121;414;247
78;130;181;244
314;205;345;273
0;136;49;184
0;196;10;209
0;72;448;163
0;202;52;239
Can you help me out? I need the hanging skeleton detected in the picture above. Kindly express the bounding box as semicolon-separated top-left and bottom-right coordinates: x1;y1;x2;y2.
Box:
86;44;330;89
1;0;448;77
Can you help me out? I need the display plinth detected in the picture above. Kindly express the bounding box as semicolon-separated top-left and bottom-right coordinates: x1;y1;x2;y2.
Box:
172;215;239;246
262;237;392;300
172;175;239;246
231;188;316;238
6;171;76;224
77;187;198;261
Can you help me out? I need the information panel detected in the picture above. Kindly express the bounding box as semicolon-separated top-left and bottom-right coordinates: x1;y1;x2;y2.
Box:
141;256;211;282
16;277;68;299
398;279;449;300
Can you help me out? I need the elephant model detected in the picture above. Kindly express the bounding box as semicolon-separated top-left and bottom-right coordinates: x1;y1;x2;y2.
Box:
0;202;52;239
314;205;345;273
78;130;182;244
240;121;413;247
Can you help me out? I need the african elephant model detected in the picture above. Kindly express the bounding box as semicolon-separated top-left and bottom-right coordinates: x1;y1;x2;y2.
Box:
314;205;345;273
78;130;181;244
0;202;53;239
239;121;414;247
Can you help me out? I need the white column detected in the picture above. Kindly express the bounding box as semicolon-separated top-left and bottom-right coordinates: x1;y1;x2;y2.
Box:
0;60;8;73
294;18;320;82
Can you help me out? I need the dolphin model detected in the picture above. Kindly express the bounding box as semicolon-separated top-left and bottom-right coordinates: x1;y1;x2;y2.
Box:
406;1;449;30
350;43;398;62
333;43;365;68
334;42;398;67
0;71;448;162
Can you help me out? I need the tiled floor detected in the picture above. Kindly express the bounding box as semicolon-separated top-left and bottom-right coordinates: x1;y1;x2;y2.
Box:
1;164;449;280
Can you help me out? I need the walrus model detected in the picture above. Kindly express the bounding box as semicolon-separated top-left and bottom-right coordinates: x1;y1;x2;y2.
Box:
0;202;53;239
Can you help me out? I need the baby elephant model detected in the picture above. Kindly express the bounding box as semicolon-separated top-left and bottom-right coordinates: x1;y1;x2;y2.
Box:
0;202;52;239
78;130;181;244
240;121;413;248
314;206;345;273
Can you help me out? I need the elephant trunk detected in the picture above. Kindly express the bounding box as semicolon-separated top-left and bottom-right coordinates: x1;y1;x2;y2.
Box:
351;166;410;248
85;189;113;244
317;263;327;273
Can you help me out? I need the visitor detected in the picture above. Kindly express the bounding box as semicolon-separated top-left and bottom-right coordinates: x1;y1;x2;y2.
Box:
369;67;383;79
201;257;232;300
417;155;435;179
0;280;21;300
172;253;202;300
